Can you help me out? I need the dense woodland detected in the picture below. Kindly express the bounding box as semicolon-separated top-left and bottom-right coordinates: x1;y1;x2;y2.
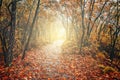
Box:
0;0;120;79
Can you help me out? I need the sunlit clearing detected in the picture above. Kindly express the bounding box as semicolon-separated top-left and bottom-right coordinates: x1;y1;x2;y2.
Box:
56;0;60;3
41;17;66;59
53;40;64;46
56;27;66;41
43;40;64;59
50;17;66;43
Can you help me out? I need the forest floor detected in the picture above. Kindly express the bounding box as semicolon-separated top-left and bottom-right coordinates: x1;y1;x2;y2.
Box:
0;40;120;80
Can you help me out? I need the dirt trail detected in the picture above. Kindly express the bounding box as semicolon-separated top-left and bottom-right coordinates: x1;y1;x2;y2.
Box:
39;40;75;79
0;40;108;80
29;40;99;79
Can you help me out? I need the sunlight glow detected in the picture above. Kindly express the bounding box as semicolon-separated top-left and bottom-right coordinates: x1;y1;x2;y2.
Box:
56;0;60;3
53;40;65;46
50;16;66;42
56;27;66;41
44;40;64;59
42;17;66;58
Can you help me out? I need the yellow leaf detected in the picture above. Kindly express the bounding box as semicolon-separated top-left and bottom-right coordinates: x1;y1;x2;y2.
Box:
0;17;4;22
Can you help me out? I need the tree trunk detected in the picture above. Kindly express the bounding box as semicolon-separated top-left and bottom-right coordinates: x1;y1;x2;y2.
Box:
79;0;85;55
5;0;16;67
110;0;120;60
22;0;40;59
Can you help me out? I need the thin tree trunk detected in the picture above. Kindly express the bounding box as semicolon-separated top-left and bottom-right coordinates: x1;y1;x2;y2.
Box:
88;0;108;38
22;0;40;59
22;0;36;45
0;0;2;12
110;0;120;60
79;0;85;55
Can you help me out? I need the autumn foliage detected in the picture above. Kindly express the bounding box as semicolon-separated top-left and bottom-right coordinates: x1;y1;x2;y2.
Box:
0;0;120;79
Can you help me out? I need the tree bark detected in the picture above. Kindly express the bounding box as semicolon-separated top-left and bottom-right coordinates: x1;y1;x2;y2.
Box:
22;0;40;59
5;0;17;67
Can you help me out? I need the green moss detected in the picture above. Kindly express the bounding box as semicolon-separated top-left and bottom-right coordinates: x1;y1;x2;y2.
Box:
98;64;116;74
98;64;105;69
103;66;116;73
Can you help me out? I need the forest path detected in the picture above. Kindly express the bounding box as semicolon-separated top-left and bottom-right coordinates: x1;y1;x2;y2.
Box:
42;40;63;60
27;40;100;79
38;40;75;79
0;40;102;80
